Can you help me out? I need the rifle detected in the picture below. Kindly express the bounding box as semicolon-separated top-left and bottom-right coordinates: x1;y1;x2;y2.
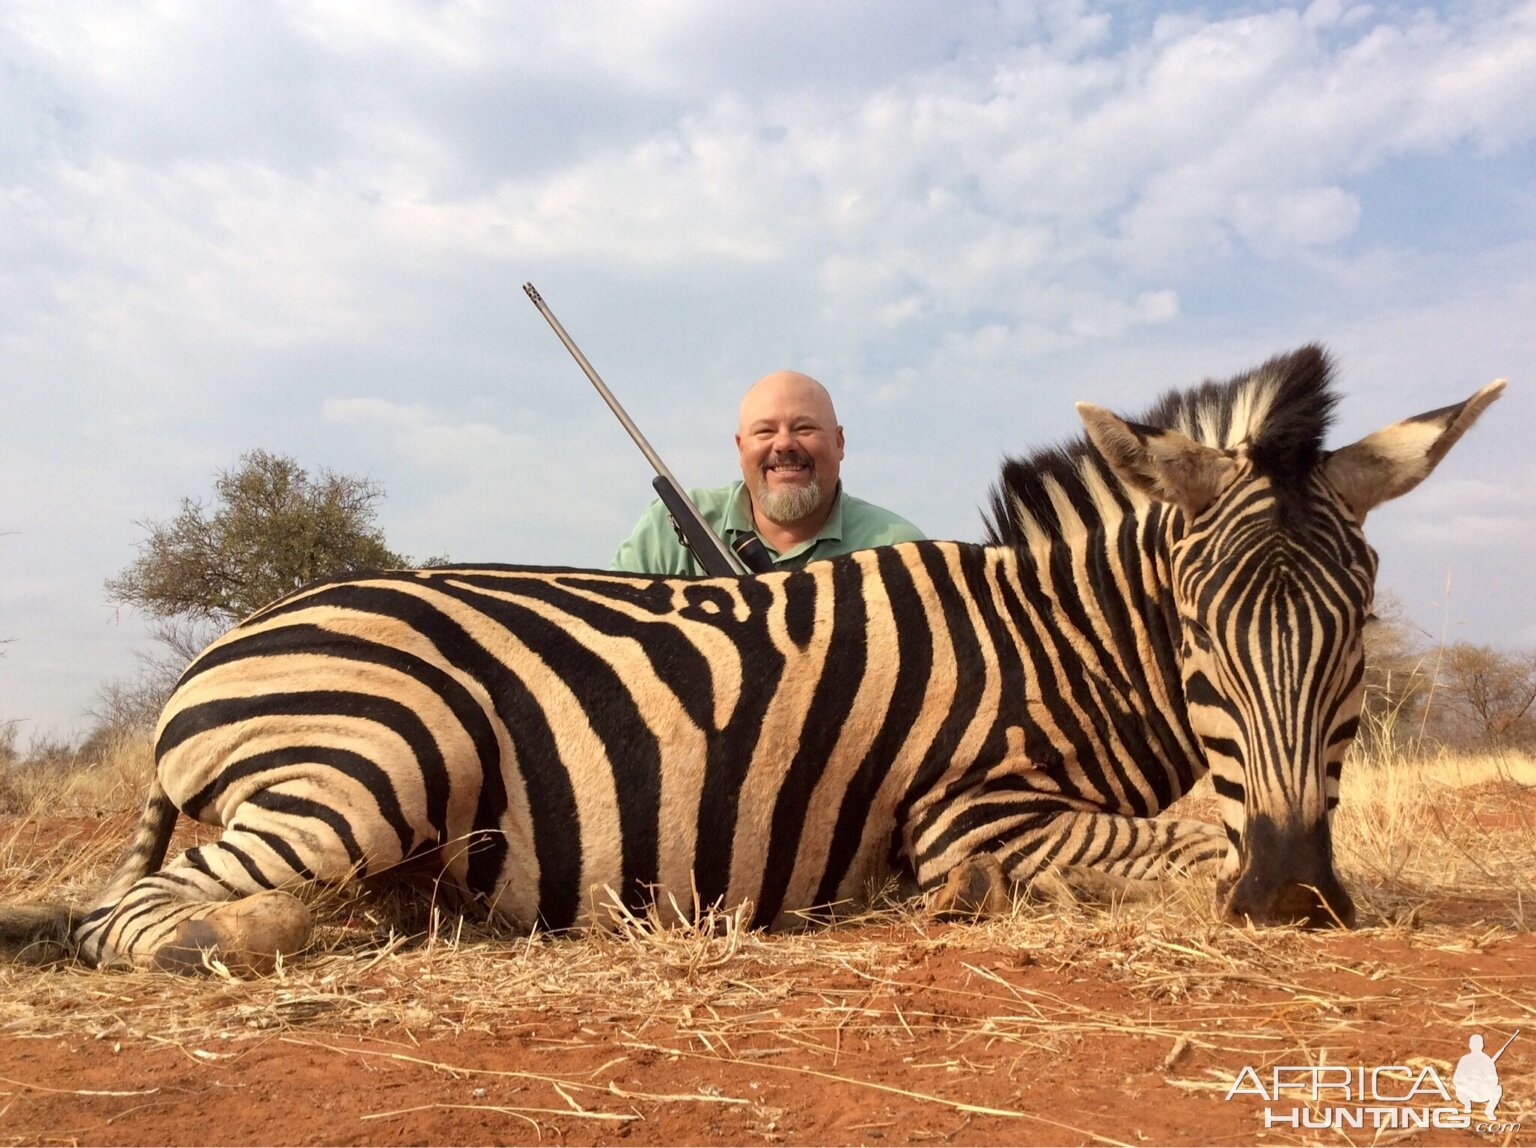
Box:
523;283;771;576
1492;1029;1520;1062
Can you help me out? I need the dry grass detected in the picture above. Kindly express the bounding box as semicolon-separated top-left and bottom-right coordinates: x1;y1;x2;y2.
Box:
1;743;1533;1142
1337;752;1536;928
0;727;154;819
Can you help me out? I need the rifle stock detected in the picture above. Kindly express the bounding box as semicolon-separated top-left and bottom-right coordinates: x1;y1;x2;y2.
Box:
650;476;742;577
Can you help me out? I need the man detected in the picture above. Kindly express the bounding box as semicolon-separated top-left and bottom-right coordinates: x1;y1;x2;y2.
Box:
612;370;924;575
1454;1033;1504;1119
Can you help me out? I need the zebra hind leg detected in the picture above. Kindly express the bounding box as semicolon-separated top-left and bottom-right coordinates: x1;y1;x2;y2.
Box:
76;830;319;975
0;779;180;967
73;791;358;974
146;889;313;975
2;782;322;974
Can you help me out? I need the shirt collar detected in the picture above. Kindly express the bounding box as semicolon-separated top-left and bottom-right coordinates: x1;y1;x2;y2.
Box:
726;480;845;560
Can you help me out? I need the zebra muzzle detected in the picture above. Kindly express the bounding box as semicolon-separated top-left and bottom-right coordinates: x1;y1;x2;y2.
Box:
1222;813;1356;929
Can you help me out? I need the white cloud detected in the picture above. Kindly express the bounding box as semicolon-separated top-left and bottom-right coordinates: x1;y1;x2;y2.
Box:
1231;186;1362;253
322;397;430;430
12;2;1533;368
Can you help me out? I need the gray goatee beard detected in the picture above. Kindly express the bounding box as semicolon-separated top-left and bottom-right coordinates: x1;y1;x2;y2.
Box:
755;471;822;524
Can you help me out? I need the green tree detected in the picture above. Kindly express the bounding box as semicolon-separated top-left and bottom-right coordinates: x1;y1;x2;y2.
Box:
107;450;415;628
102;451;429;726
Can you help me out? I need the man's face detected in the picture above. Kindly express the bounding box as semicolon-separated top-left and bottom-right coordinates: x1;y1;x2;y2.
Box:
736;373;845;525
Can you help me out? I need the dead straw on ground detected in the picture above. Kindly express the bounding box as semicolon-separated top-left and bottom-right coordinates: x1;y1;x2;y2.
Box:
1;748;1532;1143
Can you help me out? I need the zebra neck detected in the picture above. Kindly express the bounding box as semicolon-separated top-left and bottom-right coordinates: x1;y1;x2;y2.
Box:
988;510;1203;809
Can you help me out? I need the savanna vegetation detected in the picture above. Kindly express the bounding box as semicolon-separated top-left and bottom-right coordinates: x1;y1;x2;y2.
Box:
0;719;1531;1144
1;450;429;811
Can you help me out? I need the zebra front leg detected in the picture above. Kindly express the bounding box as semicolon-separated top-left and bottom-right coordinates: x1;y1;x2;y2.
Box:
923;853;1174;918
912;800;1230;917
922;853;1140;916
925;854;1012;919
998;810;1231;882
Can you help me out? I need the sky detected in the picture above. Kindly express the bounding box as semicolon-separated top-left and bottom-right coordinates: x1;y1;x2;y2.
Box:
3;0;1533;741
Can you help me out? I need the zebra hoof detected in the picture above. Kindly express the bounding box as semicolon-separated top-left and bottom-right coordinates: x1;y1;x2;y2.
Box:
928;855;1012;919
152;891;313;975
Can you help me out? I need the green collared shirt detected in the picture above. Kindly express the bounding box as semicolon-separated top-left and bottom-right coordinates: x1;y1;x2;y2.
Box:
610;481;924;576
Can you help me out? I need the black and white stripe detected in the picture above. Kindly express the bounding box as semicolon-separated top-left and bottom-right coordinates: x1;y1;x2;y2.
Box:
4;345;1502;969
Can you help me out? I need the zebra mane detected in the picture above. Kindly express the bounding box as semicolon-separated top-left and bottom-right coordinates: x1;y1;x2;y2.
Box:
984;344;1340;547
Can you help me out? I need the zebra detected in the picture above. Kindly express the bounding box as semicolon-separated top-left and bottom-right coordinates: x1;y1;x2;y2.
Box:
0;345;1503;973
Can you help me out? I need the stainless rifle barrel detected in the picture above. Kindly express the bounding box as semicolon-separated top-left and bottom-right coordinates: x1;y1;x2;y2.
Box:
523;282;745;575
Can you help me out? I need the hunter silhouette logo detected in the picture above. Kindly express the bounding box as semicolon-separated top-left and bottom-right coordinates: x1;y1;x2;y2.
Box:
1455;1029;1519;1119
1225;1028;1523;1133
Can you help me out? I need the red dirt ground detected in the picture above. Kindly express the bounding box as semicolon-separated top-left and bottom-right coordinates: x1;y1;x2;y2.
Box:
2;813;1533;1146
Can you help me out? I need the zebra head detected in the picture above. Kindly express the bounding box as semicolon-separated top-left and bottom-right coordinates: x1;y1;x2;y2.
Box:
1079;348;1504;927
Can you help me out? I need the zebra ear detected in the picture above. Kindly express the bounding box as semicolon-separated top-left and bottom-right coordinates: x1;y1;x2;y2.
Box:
1323;379;1506;520
1078;402;1238;515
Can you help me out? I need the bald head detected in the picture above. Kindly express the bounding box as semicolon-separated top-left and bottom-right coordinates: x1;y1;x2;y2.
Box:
735;369;845;534
738;371;839;434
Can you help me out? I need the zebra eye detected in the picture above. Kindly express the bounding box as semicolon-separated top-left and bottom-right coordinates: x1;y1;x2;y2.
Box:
1186;619;1214;651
